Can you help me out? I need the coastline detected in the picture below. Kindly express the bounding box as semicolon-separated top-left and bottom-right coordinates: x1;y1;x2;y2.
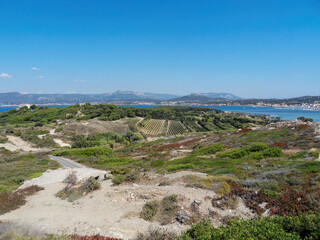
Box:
1;102;319;111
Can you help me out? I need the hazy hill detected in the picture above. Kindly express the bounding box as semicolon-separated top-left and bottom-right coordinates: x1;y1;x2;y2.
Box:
170;94;221;102
200;92;241;100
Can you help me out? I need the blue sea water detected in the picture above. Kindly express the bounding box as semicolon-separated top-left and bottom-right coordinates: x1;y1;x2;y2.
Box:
1;105;319;122
120;105;320;122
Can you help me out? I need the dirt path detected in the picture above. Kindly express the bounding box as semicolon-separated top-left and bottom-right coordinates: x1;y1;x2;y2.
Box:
0;171;253;239
53;139;71;148
0;136;46;152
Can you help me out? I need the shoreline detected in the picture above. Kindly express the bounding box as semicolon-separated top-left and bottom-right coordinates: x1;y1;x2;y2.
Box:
1;103;319;111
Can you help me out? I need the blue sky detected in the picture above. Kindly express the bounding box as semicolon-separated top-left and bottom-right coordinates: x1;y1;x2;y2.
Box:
0;0;320;98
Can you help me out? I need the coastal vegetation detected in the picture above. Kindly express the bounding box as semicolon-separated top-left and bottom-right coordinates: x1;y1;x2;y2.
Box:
0;152;60;193
0;104;319;239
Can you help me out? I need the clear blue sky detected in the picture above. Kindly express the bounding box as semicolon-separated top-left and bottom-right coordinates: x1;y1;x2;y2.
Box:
1;0;320;98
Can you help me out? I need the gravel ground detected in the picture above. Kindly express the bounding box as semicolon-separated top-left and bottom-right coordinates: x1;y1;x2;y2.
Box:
0;170;253;239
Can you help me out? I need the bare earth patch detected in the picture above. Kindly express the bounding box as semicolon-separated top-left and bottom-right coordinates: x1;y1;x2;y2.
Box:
63;119;130;136
0;170;253;240
0;136;48;152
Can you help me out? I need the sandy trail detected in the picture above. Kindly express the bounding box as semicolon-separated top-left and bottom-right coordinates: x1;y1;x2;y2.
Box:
0;136;46;152
19;167;108;189
54;139;71;147
0;171;253;239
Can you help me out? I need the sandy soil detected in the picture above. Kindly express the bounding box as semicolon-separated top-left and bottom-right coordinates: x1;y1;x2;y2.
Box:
0;170;253;240
63;119;130;136
0;136;47;152
19;168;108;189
53;139;71;148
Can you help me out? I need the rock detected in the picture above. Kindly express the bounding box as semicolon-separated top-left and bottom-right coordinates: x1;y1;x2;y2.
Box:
211;195;222;201
208;208;219;218
191;199;202;213
212;199;226;210
176;210;191;224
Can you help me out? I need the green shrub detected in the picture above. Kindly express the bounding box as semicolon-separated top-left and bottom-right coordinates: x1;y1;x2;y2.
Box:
0;137;8;143
140;195;178;225
166;164;194;172
178;218;301;240
125;171;141;182
20;130;57;148
250;147;283;160
192;143;224;156
140;200;160;221
178;211;320;239
297;162;320;173
36;159;50;165
81;176;101;192
29;172;42;179
263;189;279;198
290;151;319;160
97;157;134;166
53;147;115;158
112;175;125;185
55;186;82;202
56;176;100;202
297;116;313;122
216;143;282;160
158;194;178;224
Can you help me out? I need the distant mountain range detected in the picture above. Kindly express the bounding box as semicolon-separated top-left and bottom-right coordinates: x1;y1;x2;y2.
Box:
0;91;240;105
0;91;319;106
101;91;180;101
171;93;241;102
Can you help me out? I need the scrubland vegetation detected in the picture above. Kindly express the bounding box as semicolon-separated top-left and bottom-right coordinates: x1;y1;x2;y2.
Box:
0;104;320;239
0;152;59;193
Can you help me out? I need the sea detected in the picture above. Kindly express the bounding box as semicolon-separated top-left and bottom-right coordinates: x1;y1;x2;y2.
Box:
0;105;319;122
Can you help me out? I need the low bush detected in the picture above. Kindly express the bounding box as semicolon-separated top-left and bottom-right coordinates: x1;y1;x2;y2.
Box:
191;143;224;156
97;157;134;166
112;175;125;185
0;137;8;144
125;171;141;183
134;227;177;240
81;177;101;192
140;200;160;221
21;130;57;148
140;195;178;224
297;162;320;173
178;211;320;240
56;176;100;202
55;186;83;202
0;185;44;215
183;175;234;195
63;171;78;186
166;164;194;172
217;143;282;160
54;147;116;158
290;151;319;160
230;182;319;216
158;194;178;225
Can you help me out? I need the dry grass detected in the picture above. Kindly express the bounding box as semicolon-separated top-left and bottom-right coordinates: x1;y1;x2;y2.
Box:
64;119;130;136
182;175;236;196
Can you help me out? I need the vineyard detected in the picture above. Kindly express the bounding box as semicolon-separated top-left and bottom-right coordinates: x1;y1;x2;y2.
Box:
137;114;258;136
138;119;188;136
139;119;165;135
184;120;205;132
166;120;187;135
